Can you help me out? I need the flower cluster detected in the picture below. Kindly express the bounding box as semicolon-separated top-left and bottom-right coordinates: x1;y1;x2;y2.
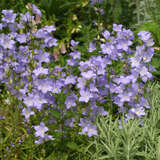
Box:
0;6;57;144
0;5;156;144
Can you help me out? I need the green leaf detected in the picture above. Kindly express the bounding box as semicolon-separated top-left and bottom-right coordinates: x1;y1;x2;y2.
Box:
151;58;160;68
63;110;76;119
66;142;82;152
45;151;68;160
49;109;61;119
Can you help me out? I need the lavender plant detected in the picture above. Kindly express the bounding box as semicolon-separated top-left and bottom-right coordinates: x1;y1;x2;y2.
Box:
0;4;156;149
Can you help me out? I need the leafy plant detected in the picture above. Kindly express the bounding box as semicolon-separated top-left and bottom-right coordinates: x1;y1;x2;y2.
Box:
0;0;36;13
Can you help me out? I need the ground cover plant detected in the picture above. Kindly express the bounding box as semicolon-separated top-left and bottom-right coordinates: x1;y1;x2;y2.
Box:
0;2;159;160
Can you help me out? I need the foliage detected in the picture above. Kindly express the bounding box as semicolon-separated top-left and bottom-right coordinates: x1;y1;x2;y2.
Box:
35;0;137;44
0;0;35;13
144;0;160;26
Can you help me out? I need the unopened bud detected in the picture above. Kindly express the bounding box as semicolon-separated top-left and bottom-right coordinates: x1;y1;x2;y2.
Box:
60;43;66;54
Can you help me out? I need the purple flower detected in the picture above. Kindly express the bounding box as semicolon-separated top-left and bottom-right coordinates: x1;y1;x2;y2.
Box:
0;24;3;30
77;77;86;89
134;45;145;58
43;25;56;32
16;33;28;43
2;10;17;23
65;94;77;109
100;43;114;55
23;93;35;107
102;30;110;39
35;78;53;94
67;59;78;66
139;97;150;109
69;50;81;59
34;122;48;138
139;66;152;82
116;40;132;51
122;28;134;39
90;102;108;116
33;29;49;38
138;31;151;42
64;75;77;85
33;66;49;76
146;38;154;47
129;107;145;117
22;108;34;120
79;89;93;103
109;83;122;94
12;62;26;73
97;75;107;87
44;135;54;141
112;96;124;107
34;50;50;63
130;56;141;68
19;86;28;98
81;70;96;80
97;107;108;116
0;34;15;49
113;24;123;32
44;37;57;47
113;75;132;85
78;118;89;128
89;83;99;92
35;134;54;144
118;91;133;103
52;81;62;94
35;138;43;145
70;40;79;47
149;64;157;73
8;31;17;39
33;92;48;110
96;66;106;75
90;0;104;5
79;61;90;72
88;42;96;52
20;12;34;23
79;119;98;137
84;125;98;137
143;48;154;62
127;83;139;96
99;9;104;15
44;93;56;105
32;4;42;17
